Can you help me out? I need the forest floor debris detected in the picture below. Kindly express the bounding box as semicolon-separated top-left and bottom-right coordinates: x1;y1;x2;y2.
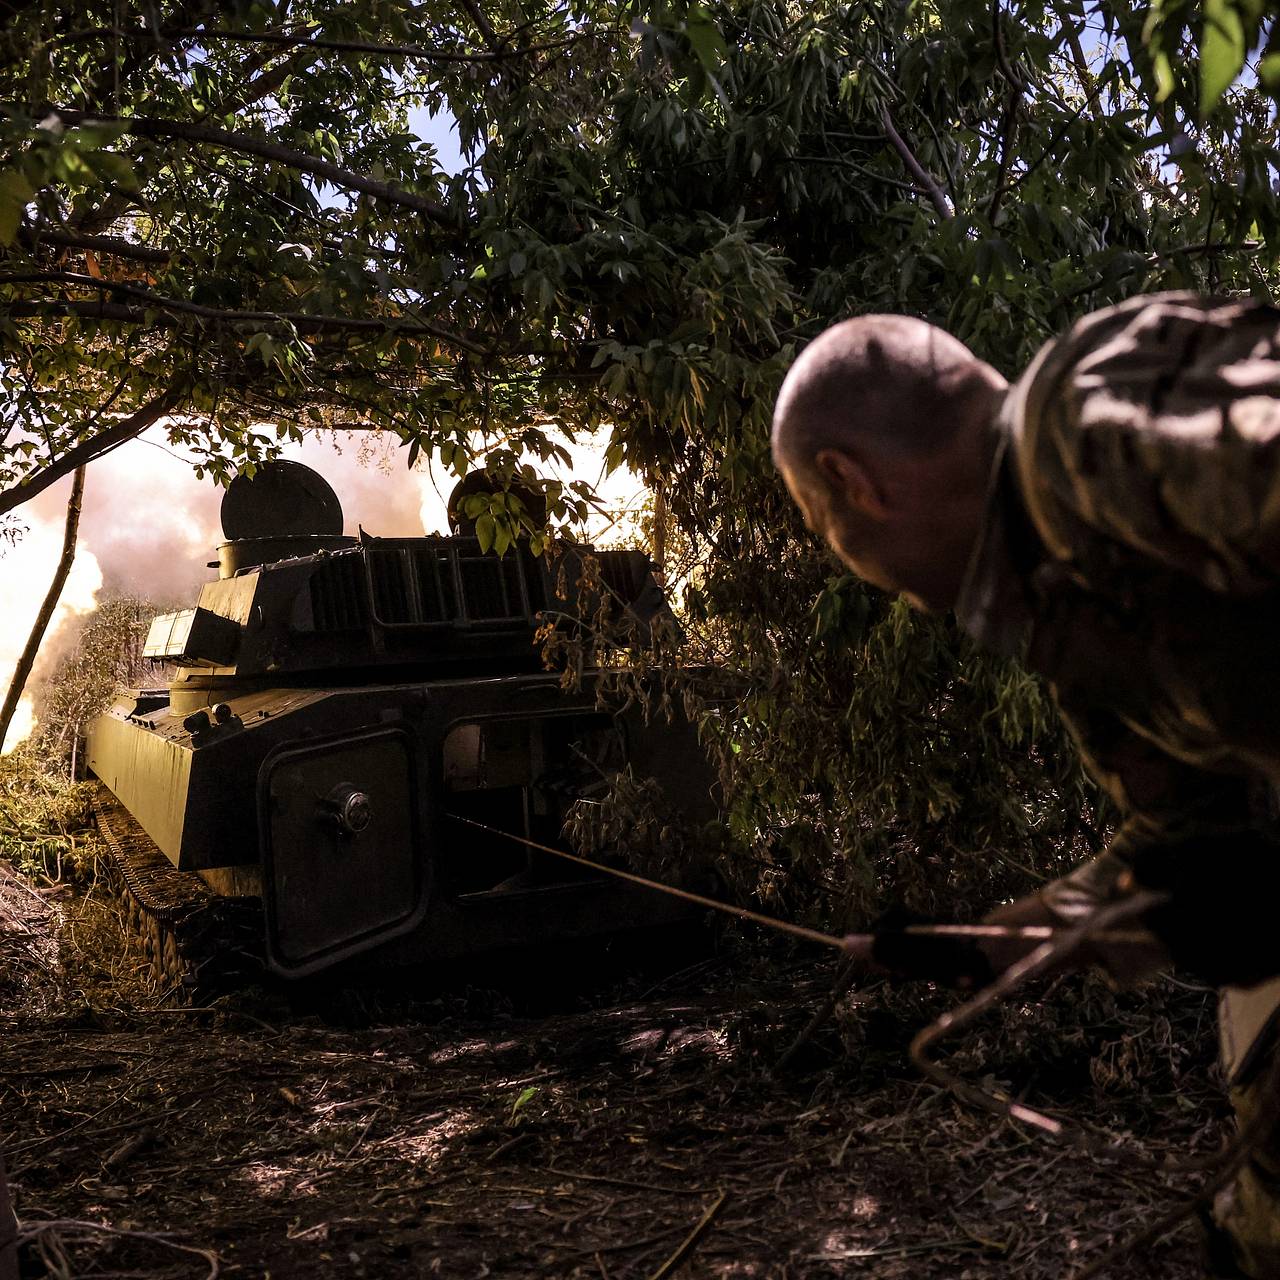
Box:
0;860;63;1021
3;861;1228;1278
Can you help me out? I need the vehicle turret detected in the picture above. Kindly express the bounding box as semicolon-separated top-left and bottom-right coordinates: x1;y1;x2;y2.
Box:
85;462;713;987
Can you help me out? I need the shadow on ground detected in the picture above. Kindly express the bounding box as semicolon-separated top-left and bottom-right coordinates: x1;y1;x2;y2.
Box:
2;859;1229;1279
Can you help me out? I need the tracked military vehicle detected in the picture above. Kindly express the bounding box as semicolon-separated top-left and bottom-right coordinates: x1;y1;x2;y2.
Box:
86;462;714;995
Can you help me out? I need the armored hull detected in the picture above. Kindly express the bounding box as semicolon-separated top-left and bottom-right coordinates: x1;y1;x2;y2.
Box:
85;465;714;991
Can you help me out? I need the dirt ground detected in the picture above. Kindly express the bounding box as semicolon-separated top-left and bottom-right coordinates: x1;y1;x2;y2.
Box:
2;858;1232;1279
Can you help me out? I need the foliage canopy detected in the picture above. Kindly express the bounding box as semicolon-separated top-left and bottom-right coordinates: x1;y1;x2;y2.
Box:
3;0;1279;922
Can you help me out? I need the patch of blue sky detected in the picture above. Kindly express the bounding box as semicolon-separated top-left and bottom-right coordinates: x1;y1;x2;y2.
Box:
407;104;467;177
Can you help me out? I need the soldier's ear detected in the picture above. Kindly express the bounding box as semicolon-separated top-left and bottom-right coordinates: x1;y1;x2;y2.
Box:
815;448;890;521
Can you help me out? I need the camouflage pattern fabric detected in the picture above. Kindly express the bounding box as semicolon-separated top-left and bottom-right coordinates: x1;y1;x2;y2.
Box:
1010;292;1280;597
1216;1066;1280;1280
959;292;1280;898
955;292;1280;1277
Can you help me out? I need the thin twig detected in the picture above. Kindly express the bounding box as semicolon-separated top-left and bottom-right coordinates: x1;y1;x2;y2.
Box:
773;953;862;1074
646;1190;730;1279
1012;96;1091;191
879;106;954;220
14;1218;219;1278
546;1167;711;1197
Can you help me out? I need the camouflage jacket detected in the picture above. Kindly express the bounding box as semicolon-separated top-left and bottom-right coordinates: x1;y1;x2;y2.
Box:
956;293;1280;916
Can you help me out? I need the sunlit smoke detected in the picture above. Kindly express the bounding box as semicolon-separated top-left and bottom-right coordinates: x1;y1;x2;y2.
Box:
1;427;432;752
0;499;103;753
1;425;648;754
415;433;647;547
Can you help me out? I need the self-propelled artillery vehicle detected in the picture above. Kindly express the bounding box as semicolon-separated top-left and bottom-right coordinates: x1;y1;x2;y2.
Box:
86;462;714;995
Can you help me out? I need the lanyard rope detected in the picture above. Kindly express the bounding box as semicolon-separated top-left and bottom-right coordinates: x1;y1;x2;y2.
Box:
449;812;1245;1279
445;814;1153;952
448;813;845;950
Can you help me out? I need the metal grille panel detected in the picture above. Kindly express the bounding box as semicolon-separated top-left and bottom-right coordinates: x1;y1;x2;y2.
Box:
309;543;543;632
309;555;368;631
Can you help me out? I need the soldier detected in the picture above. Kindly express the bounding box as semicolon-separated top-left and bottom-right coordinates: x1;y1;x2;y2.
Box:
771;293;1280;1278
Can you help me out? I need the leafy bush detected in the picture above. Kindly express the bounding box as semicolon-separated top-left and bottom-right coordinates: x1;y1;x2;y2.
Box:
0;744;99;886
33;597;158;770
1;598;158;884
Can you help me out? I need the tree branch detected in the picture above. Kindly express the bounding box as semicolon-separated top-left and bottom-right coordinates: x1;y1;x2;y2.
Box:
987;87;1020;222
914;110;960;209
48;108;458;228
48;24;582;63
214;44;318;118
0;384;184;517
7;299;176;325
457;0;504;52
990;0;1028;95
3;274;487;353
0;466;85;750
17;226;171;264
69;33;320;237
1050;2;1102;115
879;106;954;221
987;0;1025;221
786;154;926;195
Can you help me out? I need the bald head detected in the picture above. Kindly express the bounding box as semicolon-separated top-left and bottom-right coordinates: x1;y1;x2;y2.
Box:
772;315;1006;611
772;315;995;478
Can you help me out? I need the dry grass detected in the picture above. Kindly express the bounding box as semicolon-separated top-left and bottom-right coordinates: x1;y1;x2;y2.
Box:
2;857;1230;1279
0;743;1231;1279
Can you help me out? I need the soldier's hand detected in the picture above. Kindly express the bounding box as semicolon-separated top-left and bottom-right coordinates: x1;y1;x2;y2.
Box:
984;889;1170;987
847;888;1168;990
979;893;1063;975
855;906;995;989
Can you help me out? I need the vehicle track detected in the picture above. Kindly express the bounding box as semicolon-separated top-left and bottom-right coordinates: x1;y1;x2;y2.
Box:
91;784;262;1001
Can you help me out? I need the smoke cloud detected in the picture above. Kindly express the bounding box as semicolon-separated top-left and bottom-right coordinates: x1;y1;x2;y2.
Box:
1;426;643;752
0;511;103;752
1;428;433;751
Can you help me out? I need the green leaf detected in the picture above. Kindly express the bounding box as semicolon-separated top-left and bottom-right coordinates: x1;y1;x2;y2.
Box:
475;512;496;553
0;198;22;247
85;149;138;191
67;121;129;148
1260;52;1280;92
508;1086;538;1122
683;8;727;72
1201;0;1246;114
0;169;35;246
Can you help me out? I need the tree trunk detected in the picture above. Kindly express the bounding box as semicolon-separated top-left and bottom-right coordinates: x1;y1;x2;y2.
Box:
0;466;86;752
651;486;668;584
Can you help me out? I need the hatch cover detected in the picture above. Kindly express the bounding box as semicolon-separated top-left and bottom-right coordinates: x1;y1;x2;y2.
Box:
259;728;428;977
